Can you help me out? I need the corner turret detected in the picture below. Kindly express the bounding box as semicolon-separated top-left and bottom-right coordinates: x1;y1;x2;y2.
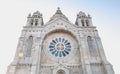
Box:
26;11;44;26
75;11;93;27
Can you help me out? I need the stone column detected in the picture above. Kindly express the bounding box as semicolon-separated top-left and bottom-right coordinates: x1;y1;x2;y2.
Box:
36;37;42;74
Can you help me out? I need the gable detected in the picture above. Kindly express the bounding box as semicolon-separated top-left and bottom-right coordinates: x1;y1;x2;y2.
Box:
44;17;78;29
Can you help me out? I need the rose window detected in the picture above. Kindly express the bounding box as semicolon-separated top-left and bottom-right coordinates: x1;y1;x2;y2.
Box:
49;38;71;57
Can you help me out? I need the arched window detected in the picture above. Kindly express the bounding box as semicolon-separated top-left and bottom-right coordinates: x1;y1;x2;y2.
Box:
35;19;38;26
81;20;84;26
31;19;34;26
26;36;33;57
86;20;89;26
87;36;95;57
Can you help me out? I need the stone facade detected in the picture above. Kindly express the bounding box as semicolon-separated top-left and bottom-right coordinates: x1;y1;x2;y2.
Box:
7;8;114;74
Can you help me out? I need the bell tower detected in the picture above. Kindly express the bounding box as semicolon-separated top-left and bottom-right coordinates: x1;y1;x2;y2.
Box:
7;8;114;74
75;11;93;27
27;11;43;26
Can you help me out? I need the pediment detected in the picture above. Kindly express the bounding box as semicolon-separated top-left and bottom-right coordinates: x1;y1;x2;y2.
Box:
44;17;78;29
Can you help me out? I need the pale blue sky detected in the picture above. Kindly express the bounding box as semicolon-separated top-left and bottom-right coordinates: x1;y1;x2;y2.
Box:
0;0;120;74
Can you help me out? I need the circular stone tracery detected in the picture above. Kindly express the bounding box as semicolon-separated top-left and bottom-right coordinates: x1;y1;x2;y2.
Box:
49;38;71;57
56;43;65;51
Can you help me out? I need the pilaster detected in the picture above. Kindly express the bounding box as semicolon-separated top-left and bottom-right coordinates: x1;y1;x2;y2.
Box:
79;35;92;74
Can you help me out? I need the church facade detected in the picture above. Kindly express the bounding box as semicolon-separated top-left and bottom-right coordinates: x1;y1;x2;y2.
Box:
7;8;114;74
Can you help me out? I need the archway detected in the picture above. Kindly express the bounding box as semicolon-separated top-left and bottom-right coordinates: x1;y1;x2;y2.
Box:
57;70;65;74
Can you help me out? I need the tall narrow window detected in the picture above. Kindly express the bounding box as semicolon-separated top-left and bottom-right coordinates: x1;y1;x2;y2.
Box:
31;19;34;26
26;36;33;57
81;20;84;26
35;19;38;26
87;36;95;57
86;20;89;26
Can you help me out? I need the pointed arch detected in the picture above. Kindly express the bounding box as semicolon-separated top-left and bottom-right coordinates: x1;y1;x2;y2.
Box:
57;69;65;74
81;20;84;26
86;20;89;26
87;36;96;57
35;19;38;26
26;36;33;57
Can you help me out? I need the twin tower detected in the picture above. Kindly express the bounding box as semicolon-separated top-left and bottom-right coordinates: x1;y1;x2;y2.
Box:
7;8;114;74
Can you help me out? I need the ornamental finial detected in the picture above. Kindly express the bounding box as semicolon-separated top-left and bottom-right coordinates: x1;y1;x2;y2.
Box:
56;7;62;14
57;7;60;10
